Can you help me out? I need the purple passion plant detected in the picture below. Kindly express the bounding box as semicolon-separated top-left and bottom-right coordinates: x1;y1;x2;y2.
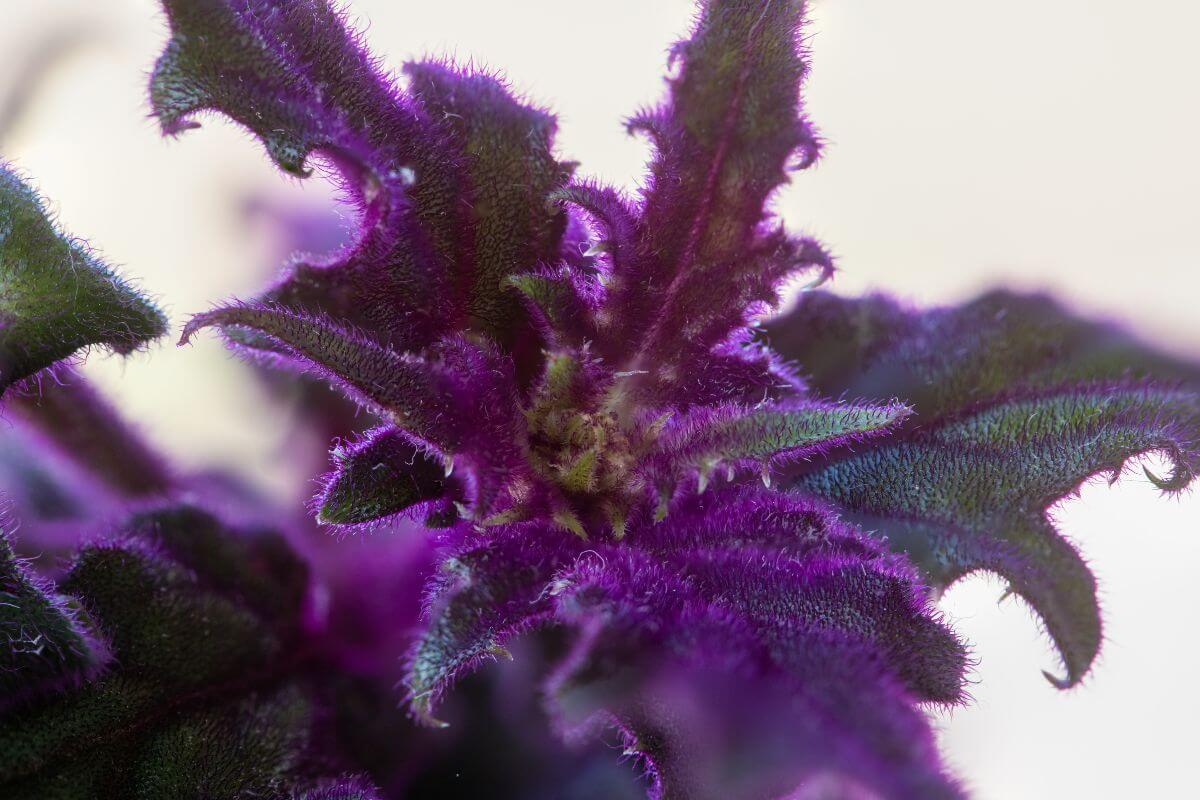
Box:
0;0;1196;797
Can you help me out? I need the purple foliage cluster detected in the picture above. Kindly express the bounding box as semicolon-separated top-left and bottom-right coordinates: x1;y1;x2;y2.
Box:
1;1;1197;798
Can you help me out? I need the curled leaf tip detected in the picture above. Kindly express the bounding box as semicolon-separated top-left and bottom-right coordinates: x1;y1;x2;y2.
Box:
1042;669;1073;690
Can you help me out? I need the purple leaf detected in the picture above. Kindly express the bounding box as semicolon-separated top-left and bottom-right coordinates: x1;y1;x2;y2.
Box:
292;775;382;800
768;289;1200;417
611;0;825;368
403;62;571;341
143;0;1200;795
405;527;571;725
544;495;965;798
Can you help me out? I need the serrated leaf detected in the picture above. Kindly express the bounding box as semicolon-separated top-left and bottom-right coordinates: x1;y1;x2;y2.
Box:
293;775;383;800
153;1;574;353
124;505;309;626
0;165;165;396
544;492;966;799
611;0;825;367
182;305;523;518
150;0;454;348
653;337;802;407
151;0;413;181
551;182;640;278
128;684;312;799
404;62;571;340
558;490;967;705
182;305;464;447
406;529;571;724
140;1;1200;795
550;647;961;800
767;289;1200;417
505;267;596;349
793;382;1200;685
408;490;964;797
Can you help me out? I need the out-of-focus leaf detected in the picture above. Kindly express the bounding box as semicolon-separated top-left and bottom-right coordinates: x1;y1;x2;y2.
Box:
0;503;378;798
0;165;165;396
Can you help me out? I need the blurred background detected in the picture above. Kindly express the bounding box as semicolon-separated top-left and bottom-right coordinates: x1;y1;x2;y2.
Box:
2;1;1196;796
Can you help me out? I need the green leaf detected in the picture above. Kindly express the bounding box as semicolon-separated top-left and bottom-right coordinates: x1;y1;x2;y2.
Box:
794;382;1200;685
315;426;450;530
656;399;911;476
0;507;109;706
0;165;165;396
767;289;1200;418
0;504;376;798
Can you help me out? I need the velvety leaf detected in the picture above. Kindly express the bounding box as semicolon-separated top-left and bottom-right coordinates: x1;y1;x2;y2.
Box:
771;290;1200;685
151;0;417;181
293;775;383;800
0;505;362;798
610;0;823;366
505;267;597;349
145;0;1200;795
182;305;526;516
404;62;571;341
649;336;803;407
550;648;961;800
405;492;964;797
685;546;964;702
655;398;911;480
641;230;832;366
315;426;452;530
767;289;1200;417
151;0;453;347
0;507;109;708
153;1;572;353
793;382;1200;684
405;528;571;724
59;540;281;689
545;496;966;799
123;504;309;627
0;165;166;396
182;305;485;455
551;181;641;280
127;684;312;799
559;490;968;704
637;487;881;560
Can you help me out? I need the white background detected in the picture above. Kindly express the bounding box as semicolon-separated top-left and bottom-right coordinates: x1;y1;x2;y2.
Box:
3;1;1197;796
